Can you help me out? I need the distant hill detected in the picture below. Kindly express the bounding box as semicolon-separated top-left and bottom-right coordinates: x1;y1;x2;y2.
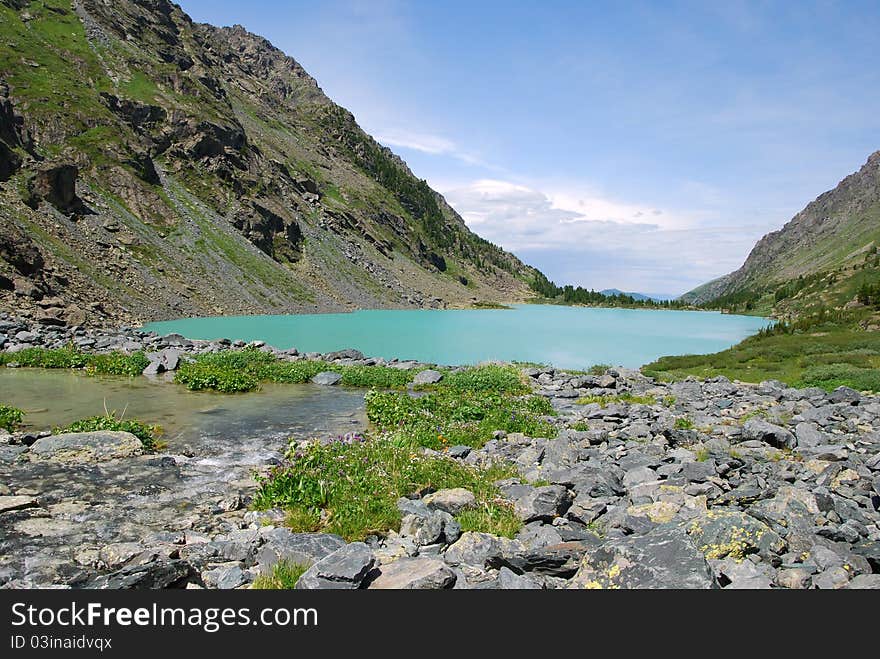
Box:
681;150;880;317
599;289;672;302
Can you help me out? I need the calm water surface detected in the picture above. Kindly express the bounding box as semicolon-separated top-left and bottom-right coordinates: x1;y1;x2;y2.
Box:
0;368;366;446
144;305;769;369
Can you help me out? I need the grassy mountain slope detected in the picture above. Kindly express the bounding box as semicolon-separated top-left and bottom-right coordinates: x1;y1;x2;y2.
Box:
681;150;880;316
0;0;537;325
651;150;880;390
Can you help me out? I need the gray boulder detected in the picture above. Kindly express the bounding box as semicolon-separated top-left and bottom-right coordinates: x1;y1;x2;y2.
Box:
311;371;343;386
295;542;375;590
568;525;716;589
444;532;504;568
423;488;476;515
513;485;573;522
87;560;192;589
496;566;542;589
413;369;443;385
741;418;796;449
369;557;456;589
794;422;825;448
256;530;346;573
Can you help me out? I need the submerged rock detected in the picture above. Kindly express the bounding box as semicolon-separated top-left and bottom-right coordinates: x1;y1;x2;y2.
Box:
27;431;142;463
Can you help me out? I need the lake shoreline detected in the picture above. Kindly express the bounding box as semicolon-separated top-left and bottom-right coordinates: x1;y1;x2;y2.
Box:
141;304;770;370
2;312;878;590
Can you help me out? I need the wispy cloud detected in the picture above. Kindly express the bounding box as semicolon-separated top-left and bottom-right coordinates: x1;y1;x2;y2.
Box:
441;178;766;294
373;128;486;166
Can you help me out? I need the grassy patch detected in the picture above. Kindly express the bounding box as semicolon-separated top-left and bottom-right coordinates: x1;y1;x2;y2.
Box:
251;561;310;589
366;365;556;450
674;416;695;430
253;435;519;541
0;346;150;377
456;502;522;539
54;413;162;451
173;348;418;393
439;364;529;395
642;322;880;391
575;393;657;407
570;421;591;432
0;404;24;432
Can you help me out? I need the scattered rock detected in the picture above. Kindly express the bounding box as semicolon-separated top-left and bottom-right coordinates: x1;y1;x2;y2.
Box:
295;542;375;590
423;488;476;515
369;558;456;589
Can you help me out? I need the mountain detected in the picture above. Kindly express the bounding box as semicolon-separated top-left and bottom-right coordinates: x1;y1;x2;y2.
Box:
682;150;880;315
0;0;538;326
599;289;670;302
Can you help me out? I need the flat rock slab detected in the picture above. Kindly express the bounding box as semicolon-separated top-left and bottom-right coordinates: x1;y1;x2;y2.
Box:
568;525;717;589
423;488;476;515
87;560;193;589
413;369;443;385
27;431;142;464
311;372;343;386
369;558;456;589
0;495;38;513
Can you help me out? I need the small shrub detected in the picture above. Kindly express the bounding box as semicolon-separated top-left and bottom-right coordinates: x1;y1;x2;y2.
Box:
798;363;880;392
338;365;412;389
570;421;590;432
251;561;311;589
441;365;528;395
674;416;695;430
175;362;260;392
0;404;24;431
588;364;611;375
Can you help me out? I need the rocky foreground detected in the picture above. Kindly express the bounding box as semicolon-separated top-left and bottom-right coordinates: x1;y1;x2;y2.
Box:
1;316;879;589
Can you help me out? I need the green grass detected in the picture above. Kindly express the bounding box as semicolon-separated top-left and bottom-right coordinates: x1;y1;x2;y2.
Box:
575;393;657;407
365;365;556;450
439;364;529;395
570;421;591;432
642;322;880;391
456;502;522;539
674;416;695;430
0;346;150;377
0;404;24;432
251;561;310;589
53;413;163;451
253;434;519;541
173;348;417;393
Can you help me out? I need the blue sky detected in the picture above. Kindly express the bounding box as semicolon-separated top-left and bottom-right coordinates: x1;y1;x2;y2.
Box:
179;0;880;296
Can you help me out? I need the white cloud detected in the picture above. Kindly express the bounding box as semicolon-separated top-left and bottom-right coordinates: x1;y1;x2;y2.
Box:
372;128;485;166
440;178;766;294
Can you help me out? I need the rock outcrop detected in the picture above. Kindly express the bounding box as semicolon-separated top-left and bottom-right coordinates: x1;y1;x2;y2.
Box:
0;0;536;326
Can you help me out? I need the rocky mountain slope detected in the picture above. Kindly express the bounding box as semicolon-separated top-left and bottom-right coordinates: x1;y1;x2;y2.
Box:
0;0;537;326
682;150;880;312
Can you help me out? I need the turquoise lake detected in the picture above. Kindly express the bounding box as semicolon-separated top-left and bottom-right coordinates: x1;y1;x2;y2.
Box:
143;305;769;369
